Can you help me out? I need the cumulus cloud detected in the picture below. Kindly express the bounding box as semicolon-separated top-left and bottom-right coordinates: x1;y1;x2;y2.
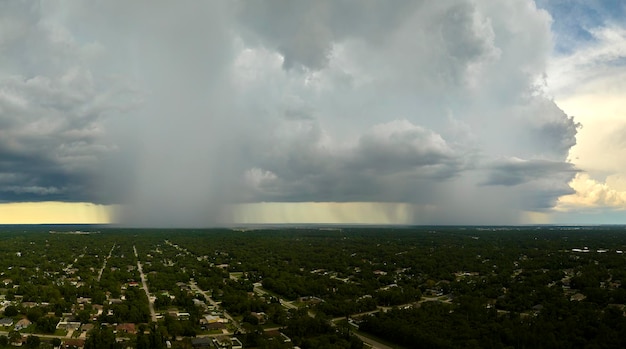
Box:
0;0;581;225
0;18;134;204
557;173;626;210
242;119;467;203
536;0;626;219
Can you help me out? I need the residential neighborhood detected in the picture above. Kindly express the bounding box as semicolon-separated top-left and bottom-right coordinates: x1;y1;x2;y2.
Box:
0;226;624;348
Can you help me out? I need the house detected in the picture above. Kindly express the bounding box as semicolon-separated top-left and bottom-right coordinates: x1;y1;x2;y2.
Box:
205;322;226;331
266;330;292;344
15;318;31;330
251;312;267;325
231;337;243;349
56;321;81;331
81;323;94;333
176;312;190;320
204;314;227;324
92;305;104;318
21;301;37;308
62;338;85;349
116;323;136;334
213;336;231;348
0;318;13;327
191;337;212;348
193;298;207;308
76;297;91;304
9;334;23;346
213;336;243;349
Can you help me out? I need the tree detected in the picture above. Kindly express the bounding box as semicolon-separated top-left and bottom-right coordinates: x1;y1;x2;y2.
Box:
84;327;121;349
25;335;40;348
36;316;59;334
27;308;44;323
4;305;18;317
77;310;91;324
148;324;165;349
8;331;21;346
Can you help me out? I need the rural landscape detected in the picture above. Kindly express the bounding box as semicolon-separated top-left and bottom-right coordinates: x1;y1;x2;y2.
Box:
0;226;623;348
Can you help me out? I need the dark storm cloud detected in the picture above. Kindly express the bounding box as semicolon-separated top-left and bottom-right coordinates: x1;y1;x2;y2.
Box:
0;1;136;204
483;158;578;186
1;0;583;225
242;120;468;203
0;71;130;203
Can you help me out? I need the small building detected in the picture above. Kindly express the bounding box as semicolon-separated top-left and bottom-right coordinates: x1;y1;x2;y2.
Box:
206;322;226;331
21;301;37;308
0;318;13;327
81;323;94;333
251;312;267;325
77;297;92;304
266;330;292;344
176;312;190;320
231;337;243;349
212;336;243;349
15;318;31;330
116;323;136;334
213;336;231;348
203;314;227;324
62;338;85;349
191;337;212;348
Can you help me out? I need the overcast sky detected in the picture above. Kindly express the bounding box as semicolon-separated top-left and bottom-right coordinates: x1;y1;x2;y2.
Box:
0;0;625;226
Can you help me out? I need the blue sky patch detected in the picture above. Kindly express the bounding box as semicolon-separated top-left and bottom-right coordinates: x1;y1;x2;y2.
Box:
535;0;626;54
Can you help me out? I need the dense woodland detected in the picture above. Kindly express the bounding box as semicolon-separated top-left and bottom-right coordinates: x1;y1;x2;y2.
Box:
0;225;624;348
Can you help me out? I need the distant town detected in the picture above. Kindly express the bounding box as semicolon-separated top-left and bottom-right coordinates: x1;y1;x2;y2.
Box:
0;225;624;348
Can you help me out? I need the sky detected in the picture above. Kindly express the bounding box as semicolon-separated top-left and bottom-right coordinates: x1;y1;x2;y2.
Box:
0;0;625;226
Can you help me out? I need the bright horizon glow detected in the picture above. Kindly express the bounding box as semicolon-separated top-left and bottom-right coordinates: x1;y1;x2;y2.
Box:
0;202;114;224
0;201;555;226
1;201;415;226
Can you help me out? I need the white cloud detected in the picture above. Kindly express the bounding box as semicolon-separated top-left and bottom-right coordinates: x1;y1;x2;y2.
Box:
0;0;584;225
557;173;626;210
547;25;626;98
543;6;626;218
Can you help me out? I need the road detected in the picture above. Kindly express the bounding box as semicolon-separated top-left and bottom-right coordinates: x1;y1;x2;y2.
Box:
189;281;242;333
176;242;393;347
134;245;157;323
97;243;116;282
354;333;396;349
252;283;297;310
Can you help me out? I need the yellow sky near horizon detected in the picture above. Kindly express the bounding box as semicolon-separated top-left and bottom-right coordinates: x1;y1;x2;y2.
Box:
0;201;552;226
0;201;414;225
0;202;113;224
